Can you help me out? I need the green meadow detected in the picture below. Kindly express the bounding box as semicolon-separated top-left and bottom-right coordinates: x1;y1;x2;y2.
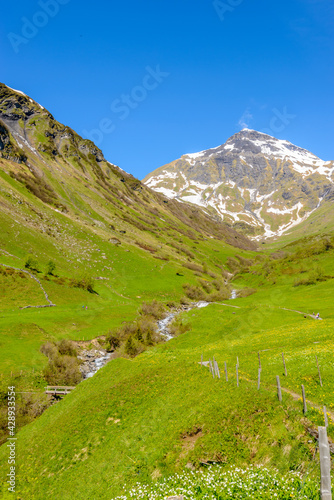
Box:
1;83;333;498
1;265;333;498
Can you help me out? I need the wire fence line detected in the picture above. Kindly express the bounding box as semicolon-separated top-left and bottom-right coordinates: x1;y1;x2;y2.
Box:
200;351;333;499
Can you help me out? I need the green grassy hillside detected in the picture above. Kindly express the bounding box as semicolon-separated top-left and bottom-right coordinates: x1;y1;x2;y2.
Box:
0;84;334;499
1;276;333;498
0;83;256;378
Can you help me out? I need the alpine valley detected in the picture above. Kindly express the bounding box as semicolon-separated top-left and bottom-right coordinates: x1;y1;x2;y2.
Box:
144;129;334;240
1;84;334;500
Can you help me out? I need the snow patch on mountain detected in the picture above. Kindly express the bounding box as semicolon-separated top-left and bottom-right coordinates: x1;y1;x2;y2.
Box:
6;85;45;109
144;129;334;239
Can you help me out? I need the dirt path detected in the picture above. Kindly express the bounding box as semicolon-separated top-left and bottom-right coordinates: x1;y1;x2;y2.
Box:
211;301;321;318
202;361;334;450
213;302;241;309
279;385;334;421
279;307;322;320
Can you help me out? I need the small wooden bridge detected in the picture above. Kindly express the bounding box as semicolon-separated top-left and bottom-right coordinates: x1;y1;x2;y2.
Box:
45;386;75;397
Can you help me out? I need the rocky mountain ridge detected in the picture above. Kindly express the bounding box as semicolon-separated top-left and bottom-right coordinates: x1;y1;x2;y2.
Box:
0;82;256;271
144;129;334;239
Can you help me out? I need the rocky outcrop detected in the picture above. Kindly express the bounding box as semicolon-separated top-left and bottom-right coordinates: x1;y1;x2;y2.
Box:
77;348;113;378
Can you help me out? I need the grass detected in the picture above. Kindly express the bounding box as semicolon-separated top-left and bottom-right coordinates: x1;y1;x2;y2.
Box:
1;276;333;498
0;85;333;499
113;466;322;499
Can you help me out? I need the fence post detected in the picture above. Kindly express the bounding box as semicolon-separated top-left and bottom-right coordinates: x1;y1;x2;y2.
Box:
201;354;203;366
236;364;239;387
282;353;287;376
319;426;332;500
276;375;282;402
258;352;261;370
301;384;307;414
215;361;221;379
257;368;261;390
225;362;228;382
237;356;239;368
316;356;323;387
209;359;214;378
324;406;328;428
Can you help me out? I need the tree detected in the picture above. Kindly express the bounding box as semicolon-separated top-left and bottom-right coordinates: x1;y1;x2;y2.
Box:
46;260;56;276
125;336;137;357
24;254;40;272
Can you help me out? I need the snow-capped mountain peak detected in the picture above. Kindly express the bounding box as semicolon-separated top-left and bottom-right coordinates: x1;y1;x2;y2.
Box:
144;130;334;240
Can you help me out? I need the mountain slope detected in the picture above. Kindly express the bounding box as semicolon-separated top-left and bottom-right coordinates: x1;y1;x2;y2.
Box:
0;83;254;253
0;83;257;377
144;129;334;239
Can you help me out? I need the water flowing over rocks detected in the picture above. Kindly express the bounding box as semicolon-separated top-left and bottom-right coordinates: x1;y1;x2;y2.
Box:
78;348;113;379
158;301;210;341
77;302;211;378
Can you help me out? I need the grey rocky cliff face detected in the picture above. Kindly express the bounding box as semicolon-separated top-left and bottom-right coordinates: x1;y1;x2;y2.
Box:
144;129;334;239
0;83;107;167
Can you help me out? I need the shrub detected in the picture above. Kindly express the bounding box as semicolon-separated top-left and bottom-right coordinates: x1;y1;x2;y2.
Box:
211;289;231;301
135;241;157;253
169;319;191;337
140;300;166;320
46;260;56;276
25;254;40;272
293;266;326;287
182;262;204;273
57;339;77;357
43;355;82;386
180;296;191;306
40;341;81;386
107;312;159;355
199;279;213;294
40;342;58;360
183;284;208;301
124;336;141;357
226;257;240;273
107;332;121;351
237;288;257;298
70;274;95;293
0;376;49;446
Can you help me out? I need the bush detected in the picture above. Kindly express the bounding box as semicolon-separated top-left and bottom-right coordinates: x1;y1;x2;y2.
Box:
46;260;56;275
226;257;240;273
211;289;231;301
199;279;213;294
25;254;40;272
57;339;77;357
43;355;82;386
40;341;81;386
182;262;204;273
70;274;95;293
293;266;326;287
169;319;191;337
106;332;121;351
237;288;257;298
107;312;159;355
0;376;49;446
124;336;142;357
140;300;166;320
183;284;208;301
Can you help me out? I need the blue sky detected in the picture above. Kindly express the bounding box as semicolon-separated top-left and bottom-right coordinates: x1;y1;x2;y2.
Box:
1;0;333;179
